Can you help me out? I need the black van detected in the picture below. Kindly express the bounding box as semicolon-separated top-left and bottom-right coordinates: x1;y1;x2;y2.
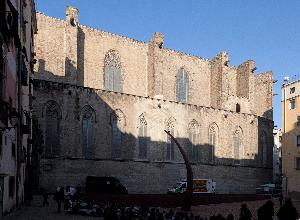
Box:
86;176;128;194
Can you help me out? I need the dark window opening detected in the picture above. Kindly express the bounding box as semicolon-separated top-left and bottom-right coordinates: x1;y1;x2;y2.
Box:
297;135;300;147
0;131;2;156
70;18;76;26
290;87;295;94
12;143;15;157
236;103;241;113
289;100;296;110
9;176;15;197
296;157;300;170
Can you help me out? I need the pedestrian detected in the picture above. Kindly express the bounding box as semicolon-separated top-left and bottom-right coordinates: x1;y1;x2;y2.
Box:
53;186;64;213
279;193;283;207
239;203;252;220
42;190;49;207
277;198;299;220
227;214;234;220
257;200;274;220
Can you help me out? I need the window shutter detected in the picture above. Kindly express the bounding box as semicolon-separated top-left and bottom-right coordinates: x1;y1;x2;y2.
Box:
234;135;240;160
138;125;147;159
179;72;183;101
176;69;188;103
185;72;189;102
82;118;88;158
87;119;93;158
112;120;122;159
114;68;122;92
45;110;59;156
176;73;180;101
104;66;110;90
188;132;193;160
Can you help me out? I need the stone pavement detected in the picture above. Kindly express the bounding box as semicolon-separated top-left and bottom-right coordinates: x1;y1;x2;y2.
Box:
2;195;102;220
3;195;300;220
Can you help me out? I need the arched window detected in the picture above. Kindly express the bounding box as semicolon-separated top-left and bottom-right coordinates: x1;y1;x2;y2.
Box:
209;123;218;163
233;127;242;165
111;110;125;159
81;105;96;159
176;68;189;103
104;50;122;92
260;132;268;167
166;117;176;161
44;101;61;157
138;114;148;159
188;120;199;162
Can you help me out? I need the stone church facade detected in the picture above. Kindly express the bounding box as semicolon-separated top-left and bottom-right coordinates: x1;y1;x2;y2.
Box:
32;6;274;193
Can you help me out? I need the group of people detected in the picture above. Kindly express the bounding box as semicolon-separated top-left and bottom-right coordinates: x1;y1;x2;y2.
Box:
42;187;300;220
101;199;299;220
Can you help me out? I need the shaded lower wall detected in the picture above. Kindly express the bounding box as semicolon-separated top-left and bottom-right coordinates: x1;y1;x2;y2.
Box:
39;159;272;194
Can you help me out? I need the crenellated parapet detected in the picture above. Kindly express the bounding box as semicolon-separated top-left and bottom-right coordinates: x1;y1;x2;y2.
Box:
34;6;273;120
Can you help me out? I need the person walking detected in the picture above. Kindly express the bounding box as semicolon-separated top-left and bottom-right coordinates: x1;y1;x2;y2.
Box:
277;198;299;220
257;200;274;220
54;186;64;213
42;190;49;207
239;203;252;220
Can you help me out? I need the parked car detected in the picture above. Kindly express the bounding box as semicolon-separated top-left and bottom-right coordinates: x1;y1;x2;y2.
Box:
86;176;128;194
168;179;216;194
255;183;281;196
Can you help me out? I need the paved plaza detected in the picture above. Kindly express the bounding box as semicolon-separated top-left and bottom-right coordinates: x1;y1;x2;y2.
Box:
3;196;101;220
2;195;300;220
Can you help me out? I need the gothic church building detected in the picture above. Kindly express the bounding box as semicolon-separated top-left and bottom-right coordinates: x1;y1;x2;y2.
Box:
32;6;274;193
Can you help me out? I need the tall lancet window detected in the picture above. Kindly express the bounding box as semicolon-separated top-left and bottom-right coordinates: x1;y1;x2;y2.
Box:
138;114;148;159
166;117;176;161
209;123;218;163
233;127;243;165
104;50;122;92
81;105;96;159
176;68;189;103
44;101;61;157
111;110;125;159
260;132;268;167
188;120;200;162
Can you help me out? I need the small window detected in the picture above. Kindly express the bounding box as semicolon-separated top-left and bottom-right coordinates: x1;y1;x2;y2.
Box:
9;176;15;197
236;103;241;113
0;131;2;156
296;157;300;170
289;100;296;110
297;116;300;127
290;87;295;94
12;143;16;158
297;135;300;147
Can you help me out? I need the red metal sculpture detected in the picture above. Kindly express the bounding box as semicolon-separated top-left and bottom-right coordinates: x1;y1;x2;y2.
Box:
164;130;193;211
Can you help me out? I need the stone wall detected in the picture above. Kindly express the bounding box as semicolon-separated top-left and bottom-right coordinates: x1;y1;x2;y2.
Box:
32;6;274;194
34;9;273;119
32;79;273;193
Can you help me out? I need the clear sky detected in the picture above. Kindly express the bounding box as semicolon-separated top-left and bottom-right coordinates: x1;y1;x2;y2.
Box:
36;0;300;127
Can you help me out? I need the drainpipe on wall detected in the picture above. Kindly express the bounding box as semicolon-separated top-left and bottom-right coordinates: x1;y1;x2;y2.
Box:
16;0;23;206
282;79;288;198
